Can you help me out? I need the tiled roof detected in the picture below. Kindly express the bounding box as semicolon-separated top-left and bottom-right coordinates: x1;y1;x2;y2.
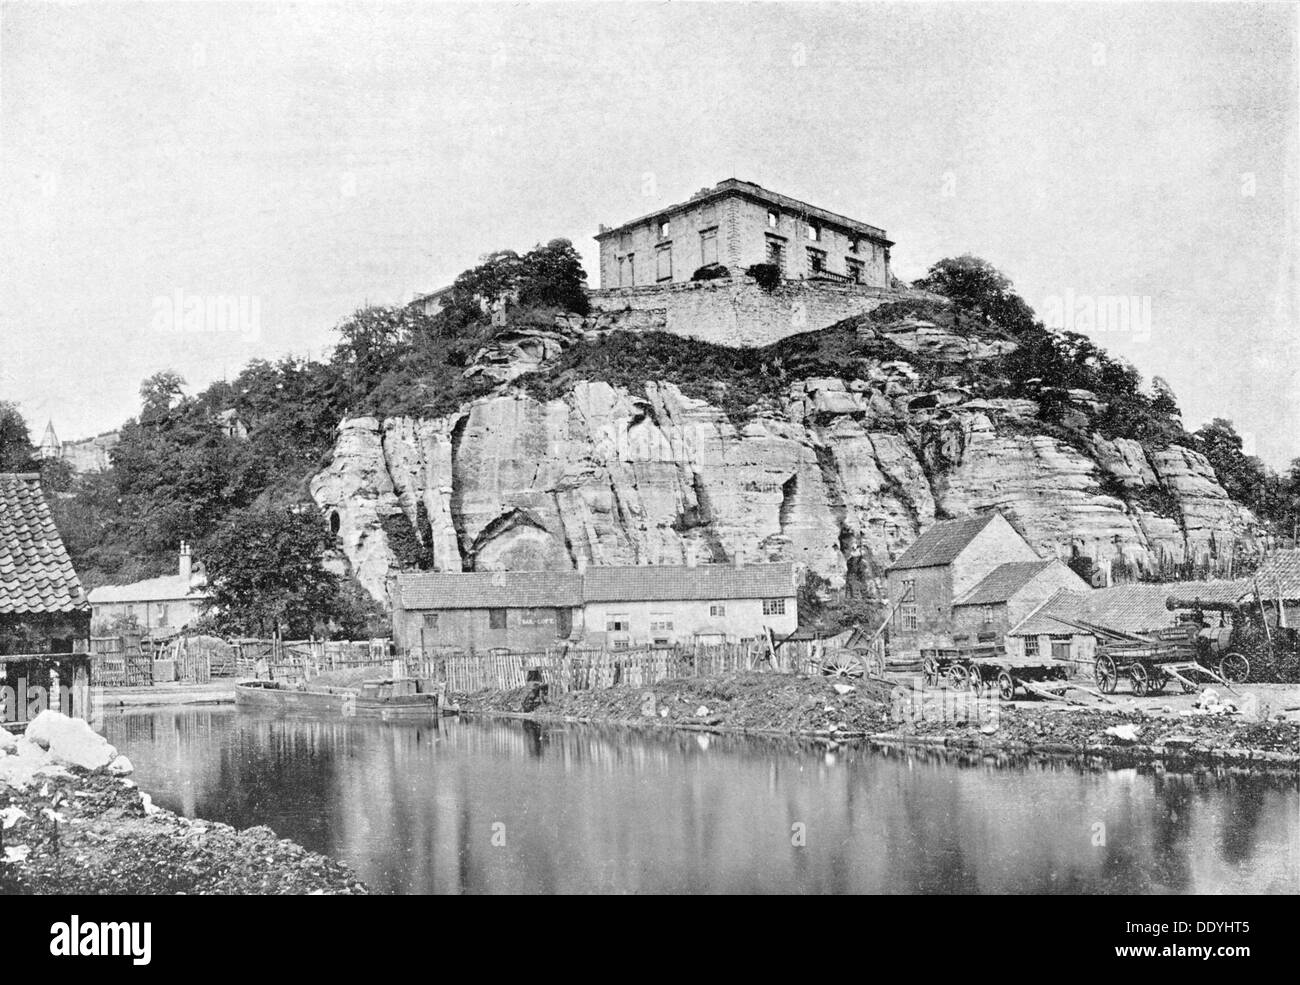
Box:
1250;550;1300;601
954;560;1057;606
1163;579;1254;609
886;513;1000;571
87;574;209;604
396;570;584;609
582;563;794;603
0;472;87;614
1009;583;1181;637
395;562;795;609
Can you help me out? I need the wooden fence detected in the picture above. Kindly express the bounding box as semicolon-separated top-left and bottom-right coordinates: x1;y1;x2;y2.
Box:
90;635;153;687
430;640;817;695
236;637;393;684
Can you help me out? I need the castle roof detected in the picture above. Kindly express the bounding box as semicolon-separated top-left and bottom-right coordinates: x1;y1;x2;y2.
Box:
595;178;891;244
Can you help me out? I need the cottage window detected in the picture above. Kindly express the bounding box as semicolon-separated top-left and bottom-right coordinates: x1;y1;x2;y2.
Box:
1023;636;1039;657
709;603;727;618
423;612;439;629
762;598;786;616
611;638;630;651
699;228;718;266
656;245;673;282
489;608;507;630
899;603;918;632
1050;634;1072;661
982;605;995;625
650;615;674;632
846;258;864;283
807;248;826;275
767;210;779;228
607;616;630;632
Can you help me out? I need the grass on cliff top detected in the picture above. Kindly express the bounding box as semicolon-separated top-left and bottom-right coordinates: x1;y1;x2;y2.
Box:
513;298;980;423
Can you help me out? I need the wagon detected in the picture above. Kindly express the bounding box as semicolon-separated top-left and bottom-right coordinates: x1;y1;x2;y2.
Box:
1090;624;1249;696
968;654;1073;700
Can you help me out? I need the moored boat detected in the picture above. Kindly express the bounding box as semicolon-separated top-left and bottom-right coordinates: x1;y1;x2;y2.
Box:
235;677;439;721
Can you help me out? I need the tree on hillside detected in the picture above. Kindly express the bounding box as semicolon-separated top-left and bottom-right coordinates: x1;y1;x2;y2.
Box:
913;254;1038;334
0;401;35;471
517;238;590;315
139;371;186;425
202;505;344;638
1194;418;1269;510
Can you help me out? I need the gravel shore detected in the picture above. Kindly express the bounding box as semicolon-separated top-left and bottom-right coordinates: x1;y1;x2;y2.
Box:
450;672;1300;768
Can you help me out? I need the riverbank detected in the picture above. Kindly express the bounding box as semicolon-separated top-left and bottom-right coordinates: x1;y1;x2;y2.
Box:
450;672;1300;769
1;713;366;894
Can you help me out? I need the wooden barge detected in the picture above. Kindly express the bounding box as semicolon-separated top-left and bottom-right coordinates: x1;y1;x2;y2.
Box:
234;677;439;721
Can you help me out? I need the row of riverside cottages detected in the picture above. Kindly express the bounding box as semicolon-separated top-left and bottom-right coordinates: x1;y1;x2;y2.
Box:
392;559;797;655
882;510;1256;668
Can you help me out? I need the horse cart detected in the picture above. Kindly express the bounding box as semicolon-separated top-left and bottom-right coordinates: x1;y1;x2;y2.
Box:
921;644;1078;700
1087;623;1249;696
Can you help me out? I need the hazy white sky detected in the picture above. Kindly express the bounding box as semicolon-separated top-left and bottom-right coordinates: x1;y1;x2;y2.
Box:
2;2;1296;464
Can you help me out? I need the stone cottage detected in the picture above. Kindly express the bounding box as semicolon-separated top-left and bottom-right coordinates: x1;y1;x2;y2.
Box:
88;543;210;636
392;560;796;655
883;512;1083;661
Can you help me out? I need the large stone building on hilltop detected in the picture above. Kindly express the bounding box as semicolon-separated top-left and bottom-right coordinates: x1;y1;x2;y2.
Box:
595;179;893;289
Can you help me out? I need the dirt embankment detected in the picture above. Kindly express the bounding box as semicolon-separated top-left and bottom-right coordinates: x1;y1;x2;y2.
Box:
1;768;366;895
1;711;365;895
451;673;1300;767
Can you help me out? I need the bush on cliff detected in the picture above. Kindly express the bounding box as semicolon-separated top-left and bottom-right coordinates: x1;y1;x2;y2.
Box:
746;263;781;291
691;263;730;281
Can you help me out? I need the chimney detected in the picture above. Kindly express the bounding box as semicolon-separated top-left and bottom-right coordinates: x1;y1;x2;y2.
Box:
179;542;193;583
733;547;744;569
685;545;697;568
575;556;588;574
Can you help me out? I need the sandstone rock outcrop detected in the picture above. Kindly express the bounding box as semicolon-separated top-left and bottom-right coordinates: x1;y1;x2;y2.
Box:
312;377;1256;604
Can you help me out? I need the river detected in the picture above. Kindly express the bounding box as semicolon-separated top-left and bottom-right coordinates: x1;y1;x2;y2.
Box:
103;707;1299;894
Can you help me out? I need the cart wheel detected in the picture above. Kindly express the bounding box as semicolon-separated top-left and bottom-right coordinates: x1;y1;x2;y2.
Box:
1130;662;1150;697
922;657;939;687
1180;673;1198;694
1218;652;1249;684
1148;670;1167;694
947;664;970;689
967;665;984;694
868;654;886;679
821;650;866;679
1095;656;1118;695
997;670;1015;701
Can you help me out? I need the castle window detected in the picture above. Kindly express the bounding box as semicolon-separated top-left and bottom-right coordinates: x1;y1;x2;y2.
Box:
656;245;673;282
849;237;861;254
846;258;864;283
765;235;785;271
700;228;718;266
657;219;670;239
807;248;826;274
806;223;821;242
767;209;779;228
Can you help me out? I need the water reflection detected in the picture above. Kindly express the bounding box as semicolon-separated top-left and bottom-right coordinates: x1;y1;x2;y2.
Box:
105;709;1300;895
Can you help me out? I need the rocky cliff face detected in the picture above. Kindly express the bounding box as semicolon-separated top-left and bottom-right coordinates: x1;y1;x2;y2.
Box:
310;309;1257;603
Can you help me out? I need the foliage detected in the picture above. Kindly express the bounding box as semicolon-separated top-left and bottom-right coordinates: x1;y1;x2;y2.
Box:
0;401;35;472
380;510;433;571
691;263;730;281
746;263;781;291
202;506;347;638
913;254;1037;335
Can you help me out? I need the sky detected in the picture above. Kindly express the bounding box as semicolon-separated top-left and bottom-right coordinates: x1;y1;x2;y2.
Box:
1;2;1297;464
